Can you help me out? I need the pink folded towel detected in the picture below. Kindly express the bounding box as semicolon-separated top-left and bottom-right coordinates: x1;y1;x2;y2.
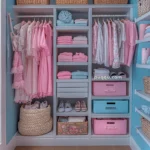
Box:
58;76;71;79
57;71;71;77
57;36;72;39
73;36;87;41
73;59;87;62
57;42;73;45
59;52;73;56
73;53;88;62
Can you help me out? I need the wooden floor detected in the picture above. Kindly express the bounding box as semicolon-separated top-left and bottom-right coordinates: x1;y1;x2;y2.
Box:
15;146;131;150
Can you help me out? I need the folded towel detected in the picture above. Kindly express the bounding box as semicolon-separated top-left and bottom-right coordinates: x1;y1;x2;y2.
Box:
72;71;88;76
57;71;71;77
73;59;87;62
72;75;88;79
58;59;72;62
73;36;87;41
57;42;72;45
57;23;87;26
59;52;73;56
72;41;88;44
58;76;71;79
75;19;88;24
68;117;86;122
57;20;74;25
94;68;110;74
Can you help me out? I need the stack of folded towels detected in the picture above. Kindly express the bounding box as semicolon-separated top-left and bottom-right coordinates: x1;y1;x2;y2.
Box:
57;71;71;79
73;53;88;62
93;68;110;79
75;19;88;26
57;36;72;45
58;116;86;122
144;26;150;40
58;52;88;62
72;36;88;45
58;52;73;62
72;71;88;79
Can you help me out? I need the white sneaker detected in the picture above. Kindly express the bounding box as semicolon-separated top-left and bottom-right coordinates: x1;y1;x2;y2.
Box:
34;101;40;108
58;101;65;112
40;101;48;109
65;102;72;112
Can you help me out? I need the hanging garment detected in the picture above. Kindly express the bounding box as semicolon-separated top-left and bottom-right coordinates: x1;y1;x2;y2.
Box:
95;21;104;64
112;21;120;68
103;21;109;67
93;21;98;58
107;20;113;66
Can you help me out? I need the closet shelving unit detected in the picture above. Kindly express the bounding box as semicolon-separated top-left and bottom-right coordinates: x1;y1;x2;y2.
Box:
134;11;150;147
13;4;134;146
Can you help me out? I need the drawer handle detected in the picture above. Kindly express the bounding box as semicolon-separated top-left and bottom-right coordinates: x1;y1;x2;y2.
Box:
105;89;116;93
107;122;115;124
107;102;116;105
106;84;114;86
105;107;116;110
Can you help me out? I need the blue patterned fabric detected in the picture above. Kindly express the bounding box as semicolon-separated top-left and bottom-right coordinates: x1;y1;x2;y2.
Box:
72;71;88;76
58;10;72;23
72;75;88;79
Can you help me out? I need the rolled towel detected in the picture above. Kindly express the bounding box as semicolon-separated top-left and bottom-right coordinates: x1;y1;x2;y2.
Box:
58;10;72;23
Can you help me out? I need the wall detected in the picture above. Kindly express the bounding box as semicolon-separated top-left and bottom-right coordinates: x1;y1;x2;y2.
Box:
6;0;19;144
130;0;150;150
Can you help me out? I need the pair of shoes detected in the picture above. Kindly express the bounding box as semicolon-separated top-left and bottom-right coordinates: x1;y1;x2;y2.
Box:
58;101;72;112
75;101;87;112
110;72;127;79
24;101;48;109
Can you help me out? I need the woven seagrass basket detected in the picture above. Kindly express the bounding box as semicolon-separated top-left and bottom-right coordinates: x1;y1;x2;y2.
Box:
141;118;150;140
16;0;49;5
94;0;128;4
56;0;88;4
138;0;150;17
143;77;150;94
18;105;52;136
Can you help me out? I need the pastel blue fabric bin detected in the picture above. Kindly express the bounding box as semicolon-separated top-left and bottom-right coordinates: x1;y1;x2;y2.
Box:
92;100;129;114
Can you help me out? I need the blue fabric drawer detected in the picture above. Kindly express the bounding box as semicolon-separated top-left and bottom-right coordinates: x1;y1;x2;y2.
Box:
92;100;129;114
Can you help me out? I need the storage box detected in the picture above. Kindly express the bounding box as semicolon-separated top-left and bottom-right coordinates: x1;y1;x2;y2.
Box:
92;82;127;96
93;118;127;135
93;100;129;114
57;120;88;135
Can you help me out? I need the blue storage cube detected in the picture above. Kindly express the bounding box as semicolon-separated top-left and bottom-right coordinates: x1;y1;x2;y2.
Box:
92;100;129;114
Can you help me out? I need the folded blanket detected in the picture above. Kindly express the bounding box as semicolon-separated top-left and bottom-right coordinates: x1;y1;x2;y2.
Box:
72;75;88;79
72;71;88;76
59;52;73;56
72;41;87;44
68;117;86;122
57;71;71;77
58;76;71;79
73;36;87;41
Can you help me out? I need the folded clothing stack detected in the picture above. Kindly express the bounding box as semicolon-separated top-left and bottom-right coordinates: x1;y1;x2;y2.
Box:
57;71;71;79
57;36;72;45
75;19;88;26
57;20;74;26
58;52;73;62
94;68;110;77
73;52;88;62
58;116;86;122
72;70;88;79
72;36;88;45
144;26;150;40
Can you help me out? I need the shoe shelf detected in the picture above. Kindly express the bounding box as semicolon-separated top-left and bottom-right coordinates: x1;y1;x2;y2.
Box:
135;90;150;102
136;127;150;147
136;64;150;69
56;110;88;116
135;107;150;122
92;78;130;81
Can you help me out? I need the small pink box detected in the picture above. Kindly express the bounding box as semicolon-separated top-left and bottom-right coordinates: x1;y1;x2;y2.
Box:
93;118;127;135
92;82;127;96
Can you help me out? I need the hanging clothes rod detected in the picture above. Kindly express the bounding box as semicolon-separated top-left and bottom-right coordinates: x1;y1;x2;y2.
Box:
17;15;54;18
92;14;128;17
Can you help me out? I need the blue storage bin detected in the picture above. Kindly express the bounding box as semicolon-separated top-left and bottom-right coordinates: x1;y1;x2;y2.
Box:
92;100;129;114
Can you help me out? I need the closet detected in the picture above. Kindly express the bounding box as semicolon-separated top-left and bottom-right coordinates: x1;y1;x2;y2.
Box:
9;5;134;146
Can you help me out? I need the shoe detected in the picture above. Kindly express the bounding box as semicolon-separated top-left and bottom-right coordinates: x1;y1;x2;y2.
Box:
58;101;65;112
75;101;81;112
34;101;40;108
40;101;48;109
65;101;72;112
81;101;87;112
118;72;127;79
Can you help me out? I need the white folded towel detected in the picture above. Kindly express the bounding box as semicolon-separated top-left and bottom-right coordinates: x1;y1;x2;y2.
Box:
68;117;86;122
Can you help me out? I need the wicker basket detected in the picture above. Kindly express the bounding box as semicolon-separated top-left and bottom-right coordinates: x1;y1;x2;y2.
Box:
141;118;150;140
18;105;52;136
143;77;150;94
16;0;50;5
94;0;128;4
56;0;88;4
138;0;150;17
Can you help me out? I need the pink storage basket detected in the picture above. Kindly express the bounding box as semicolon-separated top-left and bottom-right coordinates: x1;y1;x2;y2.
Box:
92;82;127;96
93;118;127;135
